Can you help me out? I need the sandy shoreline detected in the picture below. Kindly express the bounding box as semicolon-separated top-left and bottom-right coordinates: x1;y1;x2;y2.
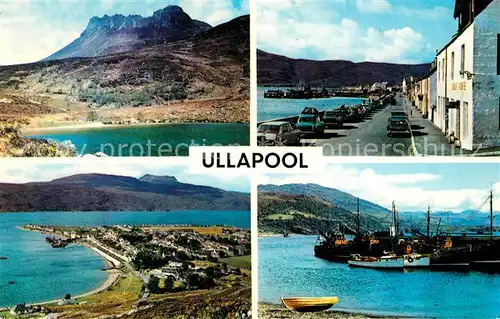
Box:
22;120;247;135
13;226;122;307
259;303;405;319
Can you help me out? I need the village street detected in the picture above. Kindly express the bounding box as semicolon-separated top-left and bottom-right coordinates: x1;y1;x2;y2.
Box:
299;96;463;156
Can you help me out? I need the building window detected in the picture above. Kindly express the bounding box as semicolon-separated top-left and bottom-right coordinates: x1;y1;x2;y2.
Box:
442;58;445;82
497;35;500;75
451;52;455;81
461;44;465;78
438;61;440;82
463;102;469;138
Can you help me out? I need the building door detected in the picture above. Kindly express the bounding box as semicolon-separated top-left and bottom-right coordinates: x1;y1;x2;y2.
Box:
445;99;449;134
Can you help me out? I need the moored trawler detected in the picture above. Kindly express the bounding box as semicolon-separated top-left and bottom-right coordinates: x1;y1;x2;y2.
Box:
316;191;500;272
281;297;339;312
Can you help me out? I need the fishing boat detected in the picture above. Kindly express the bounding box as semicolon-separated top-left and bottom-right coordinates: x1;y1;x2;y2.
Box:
281;297;339;312
8;281;14;285
0;256;7;260
404;253;430;267
348;254;404;269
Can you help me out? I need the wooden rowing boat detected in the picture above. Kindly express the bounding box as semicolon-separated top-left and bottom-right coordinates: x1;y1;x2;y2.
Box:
281;297;339;312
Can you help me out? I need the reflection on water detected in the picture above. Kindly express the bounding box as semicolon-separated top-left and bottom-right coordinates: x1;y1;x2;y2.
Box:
28;123;249;156
259;235;500;318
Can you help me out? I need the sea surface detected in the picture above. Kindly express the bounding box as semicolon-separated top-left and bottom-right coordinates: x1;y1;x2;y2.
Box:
28;123;249;156
0;210;250;307
259;235;500;318
257;87;365;122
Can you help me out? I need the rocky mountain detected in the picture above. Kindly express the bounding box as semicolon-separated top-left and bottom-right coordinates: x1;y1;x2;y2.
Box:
0;14;249;123
258;191;385;235
257;49;430;87
44;6;212;61
0;174;249;212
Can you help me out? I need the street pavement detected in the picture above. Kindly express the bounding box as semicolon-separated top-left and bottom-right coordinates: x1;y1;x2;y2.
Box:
312;96;413;156
403;99;471;156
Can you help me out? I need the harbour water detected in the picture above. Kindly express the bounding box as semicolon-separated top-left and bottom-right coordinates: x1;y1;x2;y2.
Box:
259;235;500;318
0;211;250;307
257;87;365;122
28;123;249;156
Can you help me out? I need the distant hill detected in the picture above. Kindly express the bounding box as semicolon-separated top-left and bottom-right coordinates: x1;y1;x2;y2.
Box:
259;184;391;218
44;6;211;61
258;183;498;234
0;174;249;212
399;210;500;229
257;49;430;87
258;191;385;235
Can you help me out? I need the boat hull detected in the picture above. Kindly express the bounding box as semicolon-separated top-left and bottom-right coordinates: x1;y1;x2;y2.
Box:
348;257;404;269
281;297;339;313
404;255;430;268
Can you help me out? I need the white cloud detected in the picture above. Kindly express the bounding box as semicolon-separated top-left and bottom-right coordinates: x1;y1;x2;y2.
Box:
256;0;438;63
356;0;391;13
259;164;500;213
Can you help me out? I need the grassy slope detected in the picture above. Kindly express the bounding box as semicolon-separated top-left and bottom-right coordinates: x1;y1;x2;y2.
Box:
46;273;143;319
258;192;385;235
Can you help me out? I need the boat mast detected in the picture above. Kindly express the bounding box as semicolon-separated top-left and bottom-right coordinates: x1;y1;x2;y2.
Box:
357;197;360;236
490;188;494;242
427;204;431;238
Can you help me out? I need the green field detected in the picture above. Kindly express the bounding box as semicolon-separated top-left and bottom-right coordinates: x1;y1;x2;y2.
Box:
220;255;251;270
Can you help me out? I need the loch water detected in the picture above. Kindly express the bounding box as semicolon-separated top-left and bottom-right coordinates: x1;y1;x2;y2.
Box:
0;210;250;307
259;235;500;318
28;123;249;156
257;87;365;122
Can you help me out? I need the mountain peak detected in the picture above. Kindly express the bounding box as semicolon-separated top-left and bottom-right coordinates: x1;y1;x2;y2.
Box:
139;175;178;184
153;5;185;16
45;6;212;61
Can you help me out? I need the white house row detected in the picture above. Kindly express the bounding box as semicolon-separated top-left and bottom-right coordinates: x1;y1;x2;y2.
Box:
409;0;500;151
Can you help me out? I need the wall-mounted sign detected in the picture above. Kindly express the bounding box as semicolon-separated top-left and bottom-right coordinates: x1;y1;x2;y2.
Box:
452;82;467;91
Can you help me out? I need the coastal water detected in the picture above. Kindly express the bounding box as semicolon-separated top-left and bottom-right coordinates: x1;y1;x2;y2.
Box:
0;210;250;307
257;87;365;122
28;123;249;156
259;235;500;318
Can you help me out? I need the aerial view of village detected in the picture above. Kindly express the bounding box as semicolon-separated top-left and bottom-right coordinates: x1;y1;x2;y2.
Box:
257;162;500;318
256;0;500;156
0;159;251;318
0;1;250;157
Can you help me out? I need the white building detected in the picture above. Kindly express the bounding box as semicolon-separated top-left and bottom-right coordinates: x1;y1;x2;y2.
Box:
436;0;500;150
402;78;407;94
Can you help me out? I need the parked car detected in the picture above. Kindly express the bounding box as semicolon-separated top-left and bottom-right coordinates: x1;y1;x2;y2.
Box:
323;109;345;128
296;114;325;135
391;111;408;118
387;116;411;136
257;121;302;145
301;107;319;115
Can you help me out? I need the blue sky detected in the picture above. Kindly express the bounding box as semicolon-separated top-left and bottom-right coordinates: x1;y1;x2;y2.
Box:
260;162;500;213
257;0;457;64
0;158;250;193
0;0;249;65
